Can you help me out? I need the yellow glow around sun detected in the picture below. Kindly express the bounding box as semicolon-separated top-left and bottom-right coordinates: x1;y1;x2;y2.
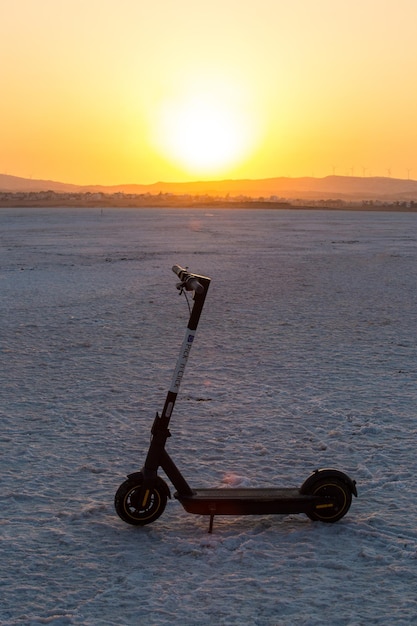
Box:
153;79;259;177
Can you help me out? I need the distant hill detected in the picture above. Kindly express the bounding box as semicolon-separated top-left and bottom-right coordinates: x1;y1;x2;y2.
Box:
0;174;82;194
2;172;417;202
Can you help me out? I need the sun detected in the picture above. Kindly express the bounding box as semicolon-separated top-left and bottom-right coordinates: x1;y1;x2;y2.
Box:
153;82;258;177
169;94;243;172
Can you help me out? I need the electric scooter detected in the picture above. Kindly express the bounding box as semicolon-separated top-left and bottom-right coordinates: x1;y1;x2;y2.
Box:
115;265;357;532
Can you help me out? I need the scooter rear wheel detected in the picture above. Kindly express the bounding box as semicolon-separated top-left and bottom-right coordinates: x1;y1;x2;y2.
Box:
115;477;168;526
305;477;352;523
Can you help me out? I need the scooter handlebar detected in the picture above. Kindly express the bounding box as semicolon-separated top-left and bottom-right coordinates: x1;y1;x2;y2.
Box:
172;265;204;294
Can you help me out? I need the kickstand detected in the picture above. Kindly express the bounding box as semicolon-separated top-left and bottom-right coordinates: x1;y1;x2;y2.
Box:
208;514;215;534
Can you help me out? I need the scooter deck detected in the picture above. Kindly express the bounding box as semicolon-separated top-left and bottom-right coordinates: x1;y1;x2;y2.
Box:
175;487;317;516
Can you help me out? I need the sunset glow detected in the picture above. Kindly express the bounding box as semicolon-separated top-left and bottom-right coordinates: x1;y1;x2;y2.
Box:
1;1;417;185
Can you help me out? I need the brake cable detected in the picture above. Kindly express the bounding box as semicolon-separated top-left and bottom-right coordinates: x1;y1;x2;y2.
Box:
178;282;192;315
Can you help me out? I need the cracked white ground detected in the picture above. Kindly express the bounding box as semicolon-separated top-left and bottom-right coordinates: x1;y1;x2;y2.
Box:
1;207;417;625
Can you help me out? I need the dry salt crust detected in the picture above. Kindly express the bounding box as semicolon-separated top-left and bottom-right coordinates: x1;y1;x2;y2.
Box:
1;206;417;625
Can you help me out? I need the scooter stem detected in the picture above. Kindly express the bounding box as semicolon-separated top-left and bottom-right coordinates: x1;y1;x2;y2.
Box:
142;267;211;483
159;267;211;429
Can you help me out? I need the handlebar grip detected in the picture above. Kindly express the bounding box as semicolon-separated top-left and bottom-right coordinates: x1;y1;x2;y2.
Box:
172;265;204;294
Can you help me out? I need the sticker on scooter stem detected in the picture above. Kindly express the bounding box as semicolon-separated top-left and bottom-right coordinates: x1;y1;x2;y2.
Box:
170;330;196;393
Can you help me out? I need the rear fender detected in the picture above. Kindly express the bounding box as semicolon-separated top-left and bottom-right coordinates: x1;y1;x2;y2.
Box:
300;468;357;497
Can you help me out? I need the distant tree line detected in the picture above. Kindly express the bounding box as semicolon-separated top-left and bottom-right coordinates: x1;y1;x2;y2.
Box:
0;190;416;211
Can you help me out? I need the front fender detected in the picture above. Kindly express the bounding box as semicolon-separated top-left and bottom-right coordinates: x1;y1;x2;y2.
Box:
300;468;357;498
127;471;171;499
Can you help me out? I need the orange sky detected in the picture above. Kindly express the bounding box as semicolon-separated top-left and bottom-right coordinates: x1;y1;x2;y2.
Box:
1;0;417;185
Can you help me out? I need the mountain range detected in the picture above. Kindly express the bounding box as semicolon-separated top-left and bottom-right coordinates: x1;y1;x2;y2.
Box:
1;172;417;202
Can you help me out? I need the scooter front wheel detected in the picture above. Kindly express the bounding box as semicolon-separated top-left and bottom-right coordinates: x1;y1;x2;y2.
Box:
115;476;168;526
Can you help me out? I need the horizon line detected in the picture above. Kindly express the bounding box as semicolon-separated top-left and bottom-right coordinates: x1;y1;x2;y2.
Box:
1;171;417;188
